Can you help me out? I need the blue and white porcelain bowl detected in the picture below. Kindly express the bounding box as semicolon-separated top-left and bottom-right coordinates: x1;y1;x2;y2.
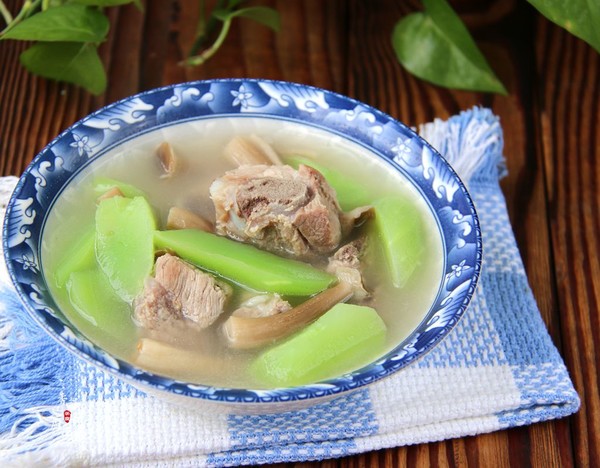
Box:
3;79;481;413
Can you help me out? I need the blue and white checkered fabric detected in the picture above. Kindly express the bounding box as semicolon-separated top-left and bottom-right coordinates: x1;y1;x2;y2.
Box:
0;108;579;466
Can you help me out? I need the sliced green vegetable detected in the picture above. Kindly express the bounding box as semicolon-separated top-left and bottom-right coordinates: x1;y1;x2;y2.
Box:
93;177;145;198
251;303;387;387
284;155;371;210
54;228;95;288
95;196;157;302
153;229;336;296
67;268;135;341
372;196;426;288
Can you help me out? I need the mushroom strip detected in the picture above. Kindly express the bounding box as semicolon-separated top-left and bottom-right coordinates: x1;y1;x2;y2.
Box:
224;135;283;166
96;186;124;203
222;281;353;350
135;338;223;375
156;141;181;177
166;206;214;232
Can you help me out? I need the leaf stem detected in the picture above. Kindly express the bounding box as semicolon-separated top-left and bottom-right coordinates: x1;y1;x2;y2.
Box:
196;0;206;38
0;0;42;35
0;1;13;26
189;0;228;57
184;16;231;67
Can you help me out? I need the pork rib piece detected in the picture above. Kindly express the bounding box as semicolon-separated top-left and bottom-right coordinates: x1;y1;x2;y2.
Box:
210;164;368;257
134;253;230;330
327;238;370;300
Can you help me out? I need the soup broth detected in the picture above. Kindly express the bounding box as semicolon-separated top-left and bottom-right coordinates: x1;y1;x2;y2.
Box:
42;117;443;388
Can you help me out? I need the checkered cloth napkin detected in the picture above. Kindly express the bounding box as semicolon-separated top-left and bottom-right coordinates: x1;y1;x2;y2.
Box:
0;108;579;466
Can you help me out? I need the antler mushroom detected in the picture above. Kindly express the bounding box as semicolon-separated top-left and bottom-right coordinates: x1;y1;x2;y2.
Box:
222;281;353;350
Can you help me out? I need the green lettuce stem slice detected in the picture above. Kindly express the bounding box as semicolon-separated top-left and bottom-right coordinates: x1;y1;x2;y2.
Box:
93;177;146;198
95;196;157;303
153;229;336;296
251;303;387;387
67;267;135;342
53;227;96;288
372;196;426;288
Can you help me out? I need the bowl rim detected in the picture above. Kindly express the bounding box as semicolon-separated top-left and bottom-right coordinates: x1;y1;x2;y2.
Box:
2;78;482;405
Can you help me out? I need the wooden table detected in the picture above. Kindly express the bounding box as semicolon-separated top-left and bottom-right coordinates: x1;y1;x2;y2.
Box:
1;1;598;466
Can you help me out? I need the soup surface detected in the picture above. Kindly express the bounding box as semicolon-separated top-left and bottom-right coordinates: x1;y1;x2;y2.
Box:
42;117;443;388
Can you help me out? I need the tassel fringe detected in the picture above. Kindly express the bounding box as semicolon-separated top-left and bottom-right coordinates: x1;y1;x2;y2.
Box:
419;107;506;185
0;407;69;466
0;285;68;463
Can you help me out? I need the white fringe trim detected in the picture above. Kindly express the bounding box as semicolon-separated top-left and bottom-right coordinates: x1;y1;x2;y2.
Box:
419;114;502;184
0;176;18;211
0;406;72;466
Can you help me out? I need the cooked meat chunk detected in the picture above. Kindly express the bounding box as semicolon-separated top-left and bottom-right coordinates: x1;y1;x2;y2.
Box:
330;238;365;266
133;277;181;330
134;253;230;330
155;254;230;328
210;164;365;257
232;294;292;318
327;238;370;300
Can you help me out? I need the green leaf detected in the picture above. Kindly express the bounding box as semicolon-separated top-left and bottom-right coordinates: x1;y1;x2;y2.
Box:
214;6;280;31
392;0;507;94
527;0;600;53
20;42;107;95
1;4;109;42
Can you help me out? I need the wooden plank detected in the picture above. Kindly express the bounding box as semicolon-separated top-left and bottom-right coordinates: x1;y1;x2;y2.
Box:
535;14;600;468
0;1;98;174
139;0;175;90
104;2;145;103
156;0;347;89
342;1;573;467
